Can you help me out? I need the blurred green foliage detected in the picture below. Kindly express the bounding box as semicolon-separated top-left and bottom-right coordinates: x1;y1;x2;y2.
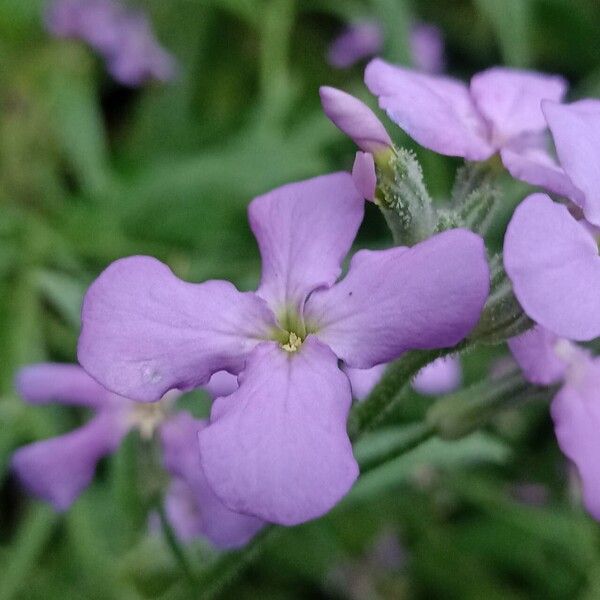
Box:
1;0;600;598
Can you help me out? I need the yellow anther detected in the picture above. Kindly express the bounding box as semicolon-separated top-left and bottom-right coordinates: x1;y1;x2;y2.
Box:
281;331;303;353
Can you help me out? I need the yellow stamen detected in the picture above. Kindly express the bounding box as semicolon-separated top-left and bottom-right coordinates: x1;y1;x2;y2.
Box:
281;331;303;353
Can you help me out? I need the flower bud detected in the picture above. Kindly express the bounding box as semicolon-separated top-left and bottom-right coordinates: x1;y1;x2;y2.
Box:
320;86;392;154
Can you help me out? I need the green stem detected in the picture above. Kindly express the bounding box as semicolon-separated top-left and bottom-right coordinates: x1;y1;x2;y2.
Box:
156;501;198;588
357;421;437;474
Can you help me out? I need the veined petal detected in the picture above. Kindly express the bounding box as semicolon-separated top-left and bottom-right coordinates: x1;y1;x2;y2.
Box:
78;256;276;402
11;412;126;511
249;173;364;313
161;413;264;549
352;151;377;201
305;229;489;368
551;357;600;520
199;339;358;526
470;68;567;143
365;59;494;160
507;326;569;385
543;100;600;226
504;194;600;340
15;363;111;408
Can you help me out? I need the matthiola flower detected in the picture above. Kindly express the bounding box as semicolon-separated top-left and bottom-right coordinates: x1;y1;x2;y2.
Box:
77;172;490;525
504;193;600;341
510;100;600;227
11;363;262;548
327;21;444;74
364;60;567;174
45;0;176;86
508;326;600;519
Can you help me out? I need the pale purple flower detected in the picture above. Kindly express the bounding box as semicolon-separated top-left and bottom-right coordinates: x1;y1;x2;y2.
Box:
327;21;444;74
77;172;490;525
327;22;383;69
514;100;600;227
410;23;445;74
45;0;176;86
352;151;377;200
11;364;261;548
364;60;567;167
504;193;600;341
508;326;600;520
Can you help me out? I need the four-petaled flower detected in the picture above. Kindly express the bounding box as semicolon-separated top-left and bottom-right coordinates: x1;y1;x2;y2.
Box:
77;172;490;525
11;363;263;549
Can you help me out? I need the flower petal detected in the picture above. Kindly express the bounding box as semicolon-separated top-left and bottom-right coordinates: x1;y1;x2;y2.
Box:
11;412;126;511
543;100;600;226
327;22;383;69
500;137;580;200
78;256;276;402
161;413;264;549
250;173;364;313
470;68;567;143
551;358;600;520
199;338;358;526
507;326;568;385
365;59;494;160
412;356;461;396
352;151;377;201
319;87;392;153
504;194;600;340
15;363;111;408
409;23;445;74
305;229;489;368
202;370;239;399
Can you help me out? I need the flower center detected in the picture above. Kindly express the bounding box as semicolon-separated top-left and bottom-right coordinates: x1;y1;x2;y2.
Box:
281;331;303;353
128;391;177;438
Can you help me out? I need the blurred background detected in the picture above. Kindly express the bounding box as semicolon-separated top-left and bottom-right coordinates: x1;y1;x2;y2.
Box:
2;0;600;598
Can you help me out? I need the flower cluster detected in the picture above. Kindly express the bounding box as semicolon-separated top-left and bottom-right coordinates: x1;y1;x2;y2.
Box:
12;22;600;552
46;0;176;86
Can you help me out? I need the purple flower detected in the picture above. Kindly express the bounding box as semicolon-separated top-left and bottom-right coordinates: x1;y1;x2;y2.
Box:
45;0;176;86
508;326;600;519
327;22;383;69
364;60;567;166
77;172;490;525
504;193;600;341
327;21;444;74
11;364;262;548
410;23;445;74
514;100;600;227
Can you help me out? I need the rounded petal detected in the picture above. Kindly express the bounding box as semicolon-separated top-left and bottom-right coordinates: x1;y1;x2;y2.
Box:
249;173;364;313
352;151;377;201
161;413;264;549
504;194;600;340
305;229;490;368
470;67;567;143
202;370;239;400
551;358;600;520
344;364;387;400
78;256;276;402
199;339;358;526
319;87;392;153
327;22;383;69
500;140;580;200
365;59;494;160
412;356;461;396
543;100;600;226
409;23;445;74
15;363;111;408
11;413;126;511
507;326;568;385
